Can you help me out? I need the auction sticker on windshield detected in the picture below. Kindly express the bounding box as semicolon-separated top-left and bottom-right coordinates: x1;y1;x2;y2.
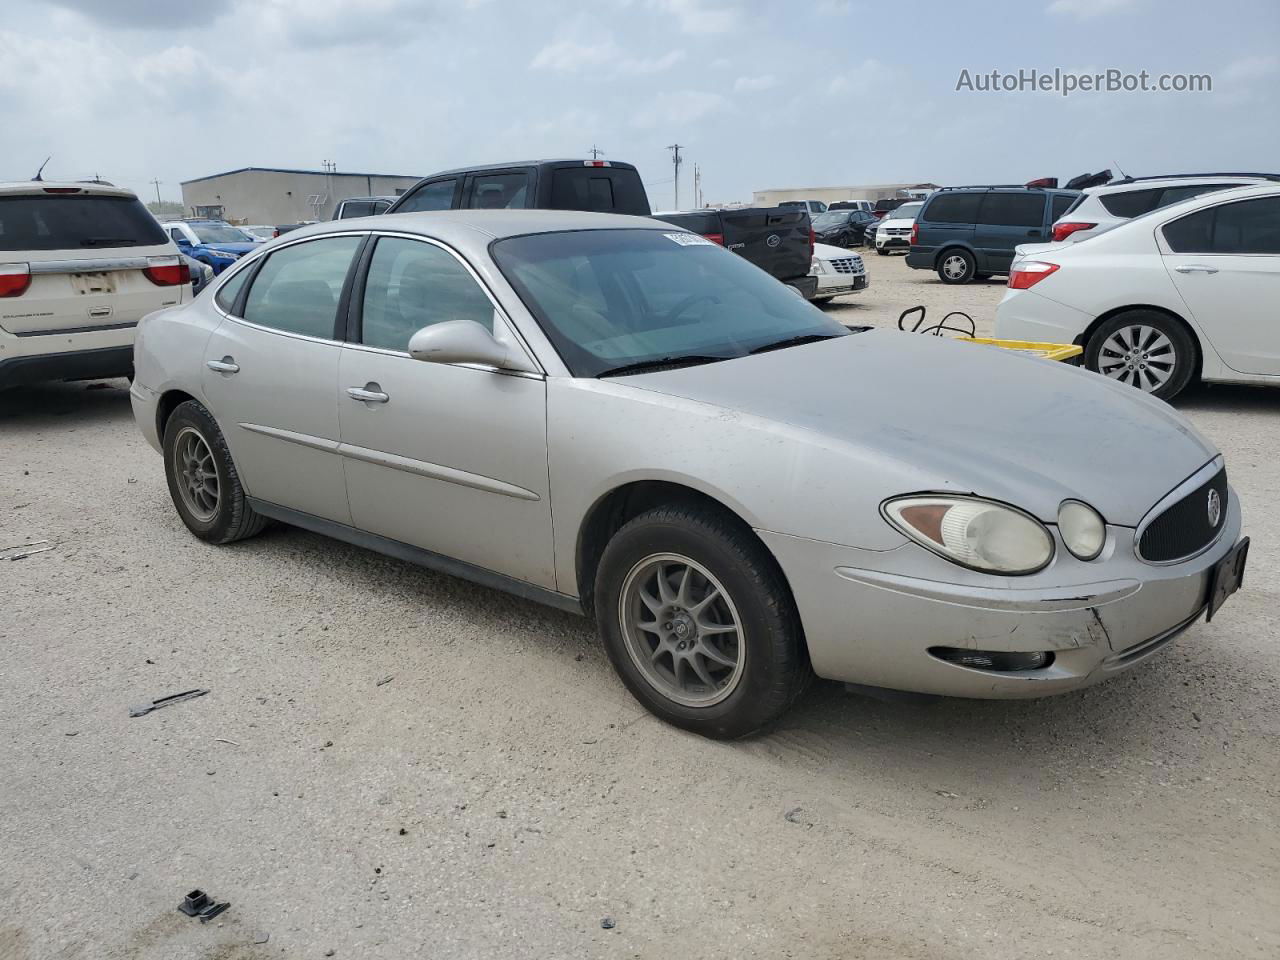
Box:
664;232;715;246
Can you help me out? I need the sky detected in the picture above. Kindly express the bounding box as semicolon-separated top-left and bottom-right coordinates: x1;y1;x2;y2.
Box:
0;0;1277;208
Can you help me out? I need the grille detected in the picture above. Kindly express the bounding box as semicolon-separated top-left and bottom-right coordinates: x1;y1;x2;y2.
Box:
829;257;864;275
1138;467;1227;563
887;228;911;236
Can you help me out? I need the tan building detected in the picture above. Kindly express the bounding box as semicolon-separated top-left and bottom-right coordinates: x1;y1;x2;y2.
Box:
752;182;940;207
180;166;423;224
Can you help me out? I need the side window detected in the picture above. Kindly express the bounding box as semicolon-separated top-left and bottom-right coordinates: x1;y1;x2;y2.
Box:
923;193;982;223
1051;194;1076;221
1157;184;1243;209
1100;188;1160;218
339;201;375;219
169;228;188;244
214;266;251;315
979;192;1046;227
241;236;361;338
1207;198;1280;254
396;179;457;213
467;173;531;210
359;237;494;352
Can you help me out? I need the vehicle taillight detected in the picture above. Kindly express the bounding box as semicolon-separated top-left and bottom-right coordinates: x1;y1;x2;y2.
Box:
808;227;815;256
143;256;191;287
0;262;31;297
1051;221;1096;242
42;187;82;194
704;233;725;245
583;160;611;167
272;228;280;238
910;223;919;245
1008;261;1060;289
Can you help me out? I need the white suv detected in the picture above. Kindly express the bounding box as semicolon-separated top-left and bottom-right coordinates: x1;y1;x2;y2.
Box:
0;182;188;389
1049;173;1278;243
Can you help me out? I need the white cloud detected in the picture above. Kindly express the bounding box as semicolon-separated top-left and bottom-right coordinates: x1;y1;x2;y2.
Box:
619;49;687;74
1046;0;1141;19
827;58;884;95
530;38;617;72
817;0;852;12
648;0;739;34
631;89;726;129
1222;54;1279;83
734;74;777;92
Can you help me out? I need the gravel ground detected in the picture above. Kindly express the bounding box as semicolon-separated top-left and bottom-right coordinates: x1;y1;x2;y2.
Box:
3;254;1278;960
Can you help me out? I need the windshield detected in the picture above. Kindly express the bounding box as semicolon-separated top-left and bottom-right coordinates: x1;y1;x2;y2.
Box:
492;228;848;377
887;203;922;221
193;223;253;244
812;212;847;228
0;194;167;251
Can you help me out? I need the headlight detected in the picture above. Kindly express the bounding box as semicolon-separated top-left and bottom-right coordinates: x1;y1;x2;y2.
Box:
211;250;240;261
1058;500;1105;560
883;495;1054;575
811;258;826;274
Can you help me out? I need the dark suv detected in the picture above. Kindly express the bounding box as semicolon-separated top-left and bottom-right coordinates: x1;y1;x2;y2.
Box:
906;186;1081;284
387;160;650;217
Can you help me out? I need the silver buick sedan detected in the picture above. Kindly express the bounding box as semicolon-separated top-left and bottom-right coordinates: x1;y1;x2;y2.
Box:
130;210;1248;738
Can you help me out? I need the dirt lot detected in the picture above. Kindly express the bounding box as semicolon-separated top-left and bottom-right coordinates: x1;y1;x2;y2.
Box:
3;254;1278;960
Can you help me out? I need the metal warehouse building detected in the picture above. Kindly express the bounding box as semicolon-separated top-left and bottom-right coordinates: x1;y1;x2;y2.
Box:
752;182;941;207
179;167;424;225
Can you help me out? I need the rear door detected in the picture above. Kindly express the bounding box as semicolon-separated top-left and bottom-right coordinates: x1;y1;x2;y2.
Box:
462;169;534;209
718;208;810;281
201;234;364;524
1161;195;1280;376
972;192;1048;272
0;191;185;335
546;164;651;215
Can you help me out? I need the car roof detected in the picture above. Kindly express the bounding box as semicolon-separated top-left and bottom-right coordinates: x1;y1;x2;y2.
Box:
1086;175;1276;195
0;181;138;199
341;196;398;202
284;209;668;245
413;159;639;179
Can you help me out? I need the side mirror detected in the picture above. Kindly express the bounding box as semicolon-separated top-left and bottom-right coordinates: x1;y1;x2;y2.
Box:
408;320;519;369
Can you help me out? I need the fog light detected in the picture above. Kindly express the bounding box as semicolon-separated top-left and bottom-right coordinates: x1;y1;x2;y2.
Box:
929;647;1054;672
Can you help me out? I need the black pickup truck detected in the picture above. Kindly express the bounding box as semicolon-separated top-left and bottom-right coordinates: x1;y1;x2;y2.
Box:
652;208;818;299
387;160;651;216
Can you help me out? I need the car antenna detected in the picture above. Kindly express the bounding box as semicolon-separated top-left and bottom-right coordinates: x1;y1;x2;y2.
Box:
32;156;51;181
1113;160;1128;180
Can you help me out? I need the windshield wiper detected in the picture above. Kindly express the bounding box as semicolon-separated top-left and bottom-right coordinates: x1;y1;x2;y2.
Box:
596;355;730;378
748;333;843;356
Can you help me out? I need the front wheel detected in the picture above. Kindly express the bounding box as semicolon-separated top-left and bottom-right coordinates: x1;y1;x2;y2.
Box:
163;400;267;544
937;249;975;284
595;505;810;739
1084;310;1197;400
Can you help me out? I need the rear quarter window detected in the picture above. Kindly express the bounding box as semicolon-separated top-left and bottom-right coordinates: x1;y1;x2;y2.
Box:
921;193;982;224
1051;194;1078;221
549;168;649;215
1100;188;1161;218
0;194;168;251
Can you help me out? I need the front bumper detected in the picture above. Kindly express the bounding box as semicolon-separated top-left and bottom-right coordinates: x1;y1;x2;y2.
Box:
813;270;868;297
758;490;1243;698
875;234;911;250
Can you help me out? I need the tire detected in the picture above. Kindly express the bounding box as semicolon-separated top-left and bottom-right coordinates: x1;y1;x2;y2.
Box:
937;248;975;284
876;247;888;256
595;505;811;739
162;399;268;544
1084;310;1197;400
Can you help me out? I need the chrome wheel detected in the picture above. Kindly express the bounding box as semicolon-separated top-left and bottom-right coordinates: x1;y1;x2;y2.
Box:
618;553;745;707
1098;324;1176;392
941;254;969;280
172;426;219;522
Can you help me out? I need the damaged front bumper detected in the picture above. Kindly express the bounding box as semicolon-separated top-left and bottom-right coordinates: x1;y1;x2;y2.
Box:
758;491;1242;698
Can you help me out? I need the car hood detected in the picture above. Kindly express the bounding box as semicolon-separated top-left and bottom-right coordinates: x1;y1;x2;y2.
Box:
204;242;258;255
878;217;914;229
622;330;1217;526
813;242;858;260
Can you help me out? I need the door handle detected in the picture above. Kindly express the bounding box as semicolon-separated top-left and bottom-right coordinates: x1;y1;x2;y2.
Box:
1174;264;1219;274
206;357;239;374
346;384;389;404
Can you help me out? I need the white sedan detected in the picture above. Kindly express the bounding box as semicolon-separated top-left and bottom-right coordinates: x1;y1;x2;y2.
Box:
808;242;868;302
996;184;1280;400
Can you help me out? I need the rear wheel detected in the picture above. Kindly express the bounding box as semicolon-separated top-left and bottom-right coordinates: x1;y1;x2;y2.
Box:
163;400;267;544
595;505;810;739
937;249;975;284
1084;310;1197;400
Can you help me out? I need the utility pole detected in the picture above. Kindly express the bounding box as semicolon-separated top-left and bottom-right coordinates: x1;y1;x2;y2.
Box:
693;164;701;208
666;143;683;210
588;144;604;160
150;178;162;205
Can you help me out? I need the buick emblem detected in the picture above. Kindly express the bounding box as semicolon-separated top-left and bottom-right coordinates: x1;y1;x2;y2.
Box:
1207;489;1222;527
766;234;781;248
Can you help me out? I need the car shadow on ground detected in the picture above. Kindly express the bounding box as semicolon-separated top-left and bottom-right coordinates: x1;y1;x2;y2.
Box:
0;377;132;427
1173;380;1280;413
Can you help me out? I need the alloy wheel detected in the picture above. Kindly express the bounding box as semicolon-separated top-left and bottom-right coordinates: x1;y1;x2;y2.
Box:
941;254;969;280
618;553;745;707
1098;324;1176;392
173;426;219;522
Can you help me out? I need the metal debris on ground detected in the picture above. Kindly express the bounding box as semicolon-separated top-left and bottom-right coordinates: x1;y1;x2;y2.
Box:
213;738;240;746
600;917;616;929
129;688;210;718
178;889;230;923
3;539;53;561
376;675;394;686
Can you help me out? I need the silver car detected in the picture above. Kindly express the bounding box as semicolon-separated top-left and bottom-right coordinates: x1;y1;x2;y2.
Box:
129;211;1249;738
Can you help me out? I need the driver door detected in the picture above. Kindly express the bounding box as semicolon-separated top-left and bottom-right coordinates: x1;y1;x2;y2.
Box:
336;234;556;588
